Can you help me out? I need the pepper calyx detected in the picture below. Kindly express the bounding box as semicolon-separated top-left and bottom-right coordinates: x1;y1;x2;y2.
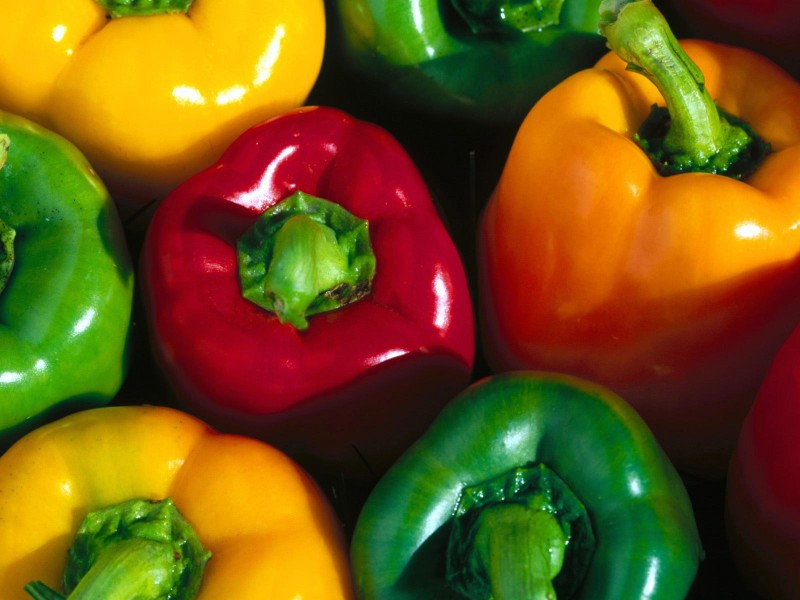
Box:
94;0;193;18
237;190;376;331
0;134;16;295
446;463;595;600
451;0;565;35
599;0;769;178
25;498;210;600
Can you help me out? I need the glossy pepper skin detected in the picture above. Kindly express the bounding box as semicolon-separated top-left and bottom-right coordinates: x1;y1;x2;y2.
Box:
478;38;800;476
668;0;800;78
0;404;355;599
351;372;702;599
726;325;800;599
0;0;325;210
333;0;607;124
140;106;475;477
0;110;133;446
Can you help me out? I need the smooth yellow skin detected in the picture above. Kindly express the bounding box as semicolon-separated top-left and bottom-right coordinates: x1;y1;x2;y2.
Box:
0;405;355;599
0;0;325;208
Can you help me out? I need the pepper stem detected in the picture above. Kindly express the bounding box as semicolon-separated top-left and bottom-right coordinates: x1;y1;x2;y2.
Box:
0;135;16;295
474;504;566;599
94;0;193;18
237;191;376;331
599;0;765;176
451;0;565;34
446;464;595;600
25;498;210;600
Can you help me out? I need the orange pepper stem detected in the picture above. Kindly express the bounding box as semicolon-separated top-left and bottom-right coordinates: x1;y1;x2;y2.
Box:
599;0;760;175
0;135;15;295
94;0;192;18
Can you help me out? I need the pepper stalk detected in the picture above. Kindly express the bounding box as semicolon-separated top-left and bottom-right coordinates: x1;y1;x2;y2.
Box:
599;0;769;177
0;134;15;295
24;498;210;600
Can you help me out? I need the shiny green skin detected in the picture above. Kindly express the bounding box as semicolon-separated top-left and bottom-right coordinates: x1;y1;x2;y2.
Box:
334;0;607;123
0;112;133;445
351;372;703;599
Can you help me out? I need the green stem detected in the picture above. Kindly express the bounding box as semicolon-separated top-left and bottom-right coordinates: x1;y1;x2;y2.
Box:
0;135;16;295
446;464;595;600
94;0;193;18
474;504;566;599
25;498;210;600
451;0;566;34
237;191;376;331
599;0;766;176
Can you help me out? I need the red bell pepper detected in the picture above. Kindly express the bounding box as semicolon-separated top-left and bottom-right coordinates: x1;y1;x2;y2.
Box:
140;106;475;479
726;323;800;599
668;0;799;77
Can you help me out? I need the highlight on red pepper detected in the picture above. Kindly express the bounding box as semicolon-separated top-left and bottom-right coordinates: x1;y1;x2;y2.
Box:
0;404;355;600
477;0;800;475
0;110;133;447
332;0;608;123
351;372;703;599
0;0;326;211
140;106;475;478
726;323;800;599
666;0;800;79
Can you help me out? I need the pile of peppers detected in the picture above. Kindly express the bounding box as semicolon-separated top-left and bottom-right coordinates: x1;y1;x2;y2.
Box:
0;0;798;597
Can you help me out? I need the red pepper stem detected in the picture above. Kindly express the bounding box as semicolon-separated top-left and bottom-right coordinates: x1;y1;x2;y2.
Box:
473;503;566;600
0;135;16;295
599;0;756;172
94;0;193;18
237;191;376;331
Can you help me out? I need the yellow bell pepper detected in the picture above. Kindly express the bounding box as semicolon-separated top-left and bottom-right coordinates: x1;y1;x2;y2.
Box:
0;0;325;212
0;405;355;599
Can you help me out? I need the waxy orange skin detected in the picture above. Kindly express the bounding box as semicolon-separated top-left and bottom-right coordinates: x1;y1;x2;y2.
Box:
479;40;800;475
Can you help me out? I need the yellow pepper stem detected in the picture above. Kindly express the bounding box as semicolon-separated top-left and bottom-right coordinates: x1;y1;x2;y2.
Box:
599;0;767;177
24;498;210;600
95;0;193;18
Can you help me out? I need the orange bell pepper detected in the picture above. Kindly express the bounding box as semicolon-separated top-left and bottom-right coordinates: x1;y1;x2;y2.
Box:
478;0;800;475
0;0;325;212
0;405;354;599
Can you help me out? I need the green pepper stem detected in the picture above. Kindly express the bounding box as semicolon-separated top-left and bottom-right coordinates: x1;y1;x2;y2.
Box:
237;191;376;331
94;0;193;18
0;135;16;295
23;582;65;600
474;504;566;600
451;0;566;34
599;0;758;173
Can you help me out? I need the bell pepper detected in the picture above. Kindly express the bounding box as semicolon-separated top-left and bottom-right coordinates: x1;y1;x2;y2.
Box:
0;404;355;599
0;0;325;211
333;0;608;123
726;324;800;599
0;110;133;446
351;372;703;599
140;105;475;477
667;0;800;78
478;0;800;475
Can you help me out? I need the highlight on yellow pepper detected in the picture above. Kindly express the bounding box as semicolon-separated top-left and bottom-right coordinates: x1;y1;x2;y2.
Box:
0;405;355;599
0;0;326;212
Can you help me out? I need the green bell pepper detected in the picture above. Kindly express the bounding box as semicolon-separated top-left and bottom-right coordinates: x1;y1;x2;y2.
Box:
351;372;702;599
0;111;133;446
334;0;608;123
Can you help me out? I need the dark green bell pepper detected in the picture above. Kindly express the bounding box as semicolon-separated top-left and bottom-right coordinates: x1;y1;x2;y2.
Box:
334;0;608;123
0;111;133;445
351;372;702;599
